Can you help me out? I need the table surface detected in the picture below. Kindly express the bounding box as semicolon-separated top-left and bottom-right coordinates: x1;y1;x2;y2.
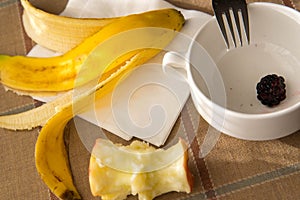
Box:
0;0;299;200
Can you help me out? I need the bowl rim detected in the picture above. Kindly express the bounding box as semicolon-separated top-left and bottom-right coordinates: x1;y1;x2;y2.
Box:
188;1;300;119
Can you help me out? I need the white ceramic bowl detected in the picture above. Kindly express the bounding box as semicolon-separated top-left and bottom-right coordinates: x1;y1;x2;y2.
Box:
163;2;300;140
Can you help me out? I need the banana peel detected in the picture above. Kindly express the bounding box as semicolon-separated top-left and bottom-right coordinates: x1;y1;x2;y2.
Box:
0;6;186;200
0;8;184;92
0;9;185;130
21;0;118;53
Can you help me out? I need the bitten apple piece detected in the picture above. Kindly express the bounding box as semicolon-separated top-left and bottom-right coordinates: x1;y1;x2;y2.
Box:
89;139;193;200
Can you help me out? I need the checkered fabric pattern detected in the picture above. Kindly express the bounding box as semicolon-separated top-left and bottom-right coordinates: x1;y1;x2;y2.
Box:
0;0;299;200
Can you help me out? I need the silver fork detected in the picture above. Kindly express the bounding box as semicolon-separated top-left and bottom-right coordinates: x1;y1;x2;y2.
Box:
212;0;250;48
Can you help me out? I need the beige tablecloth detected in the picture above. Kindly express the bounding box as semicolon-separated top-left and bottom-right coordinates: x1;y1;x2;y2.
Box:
0;0;299;200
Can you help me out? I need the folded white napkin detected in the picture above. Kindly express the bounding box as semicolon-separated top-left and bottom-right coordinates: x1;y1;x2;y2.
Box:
28;0;211;146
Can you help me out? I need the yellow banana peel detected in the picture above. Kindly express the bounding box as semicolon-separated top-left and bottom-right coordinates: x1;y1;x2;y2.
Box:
21;0;118;53
0;8;184;92
0;8;187;200
0;8;185;130
0;3;186;199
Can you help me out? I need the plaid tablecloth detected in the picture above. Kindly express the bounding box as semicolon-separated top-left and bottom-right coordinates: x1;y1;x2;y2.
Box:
0;0;299;200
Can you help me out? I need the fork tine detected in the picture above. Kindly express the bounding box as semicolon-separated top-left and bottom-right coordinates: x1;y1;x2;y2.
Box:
224;9;237;47
232;7;242;46
212;0;249;49
215;12;230;48
240;5;250;44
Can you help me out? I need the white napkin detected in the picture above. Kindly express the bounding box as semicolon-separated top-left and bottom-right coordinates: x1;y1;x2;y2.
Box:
28;0;211;146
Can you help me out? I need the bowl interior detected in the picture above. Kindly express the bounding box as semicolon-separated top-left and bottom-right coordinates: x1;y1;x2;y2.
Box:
191;3;300;114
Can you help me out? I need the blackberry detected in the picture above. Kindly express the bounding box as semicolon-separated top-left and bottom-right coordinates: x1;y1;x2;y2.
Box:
256;74;286;107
